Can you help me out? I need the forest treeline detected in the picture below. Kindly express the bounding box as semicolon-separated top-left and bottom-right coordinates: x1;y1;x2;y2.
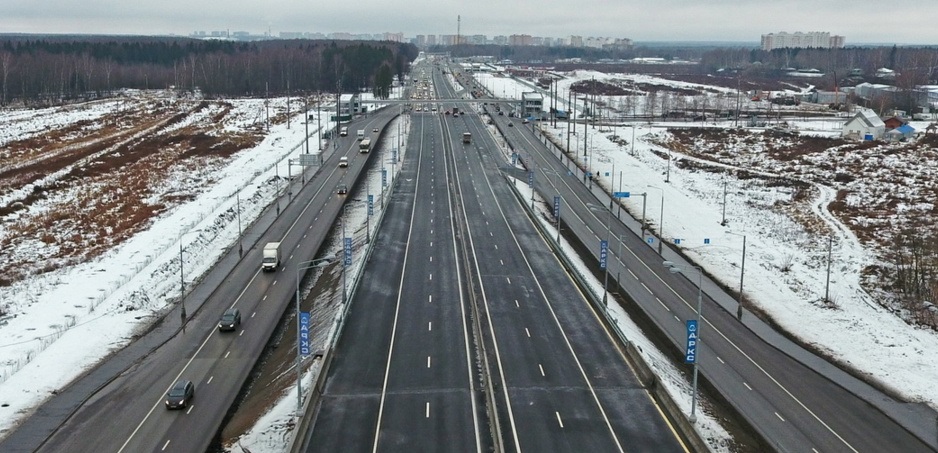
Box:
0;36;419;105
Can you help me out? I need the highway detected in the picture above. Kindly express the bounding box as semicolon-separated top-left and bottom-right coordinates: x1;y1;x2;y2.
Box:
299;58;686;452
1;108;400;453
483;69;936;452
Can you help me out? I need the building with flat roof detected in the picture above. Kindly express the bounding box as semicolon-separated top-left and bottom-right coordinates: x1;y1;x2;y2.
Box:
521;91;543;118
762;32;845;51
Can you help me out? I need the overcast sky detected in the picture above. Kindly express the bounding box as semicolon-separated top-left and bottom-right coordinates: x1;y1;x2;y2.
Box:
4;0;938;45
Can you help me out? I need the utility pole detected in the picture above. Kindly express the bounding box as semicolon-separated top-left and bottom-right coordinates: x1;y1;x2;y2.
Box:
824;235;833;303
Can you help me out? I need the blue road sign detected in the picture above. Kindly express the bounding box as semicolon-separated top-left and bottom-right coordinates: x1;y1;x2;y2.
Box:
613;191;631;198
368;195;374;216
685;320;698;363
704;238;710;244
604;171;610;177
600;240;608;269
553;196;560;218
299;312;311;356
344;237;352;266
646;237;654;244
674;238;682;245
528;171;534;188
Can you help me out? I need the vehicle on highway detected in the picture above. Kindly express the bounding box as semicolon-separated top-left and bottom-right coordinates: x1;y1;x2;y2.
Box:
165;380;195;410
462;132;471;144
359;138;371;153
262;242;280;272
337;184;348;195
356;129;364;140
339;156;349;168
522;118;529;124
218;308;241;331
508;122;514;127
340;126;348;137
372;127;378;133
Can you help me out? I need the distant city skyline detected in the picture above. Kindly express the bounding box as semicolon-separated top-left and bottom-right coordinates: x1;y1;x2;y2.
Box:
3;0;938;45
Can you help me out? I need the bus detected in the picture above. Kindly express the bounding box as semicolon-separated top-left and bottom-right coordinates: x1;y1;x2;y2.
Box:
359;138;371;153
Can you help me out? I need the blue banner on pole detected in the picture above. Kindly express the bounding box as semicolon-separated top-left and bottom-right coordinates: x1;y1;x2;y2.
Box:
344;237;352;266
685;320;698;363
599;240;608;269
553;196;560;218
299;312;311;356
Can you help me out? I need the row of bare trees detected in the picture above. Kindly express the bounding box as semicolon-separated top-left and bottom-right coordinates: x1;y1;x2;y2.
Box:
889;232;938;329
0;37;418;106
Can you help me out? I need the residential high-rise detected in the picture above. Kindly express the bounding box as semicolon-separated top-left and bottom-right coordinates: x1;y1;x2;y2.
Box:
761;32;845;51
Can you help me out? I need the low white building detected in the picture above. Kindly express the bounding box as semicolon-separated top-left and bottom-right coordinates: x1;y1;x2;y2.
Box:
521;91;543;119
338;93;361;118
842;109;885;140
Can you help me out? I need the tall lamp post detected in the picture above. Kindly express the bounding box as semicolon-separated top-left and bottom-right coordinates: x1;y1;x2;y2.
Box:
727;232;747;320
647;185;665;254
178;229;202;323
587;203;613;307
295;257;333;415
663;260;703;424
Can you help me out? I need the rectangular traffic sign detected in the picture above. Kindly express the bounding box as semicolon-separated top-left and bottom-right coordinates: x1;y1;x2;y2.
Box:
599;240;608;269
368;195;374;216
685;320;698;363
299;312;311;356
553;196;560;218
344;237;352;266
613;191;631;198
528;171;534;188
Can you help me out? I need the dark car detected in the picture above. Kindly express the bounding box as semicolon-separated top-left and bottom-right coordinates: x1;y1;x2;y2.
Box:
337;184;348;195
165;380;195;410
508;122;514;127
218;308;241;331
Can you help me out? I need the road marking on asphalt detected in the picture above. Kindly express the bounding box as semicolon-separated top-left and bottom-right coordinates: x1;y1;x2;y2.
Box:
743;382;752;391
494;244;498;250
431;229;433;234
224;351;230;359
430;241;433;247
428;322;432;331
775;412;785;422
251;312;256;318
717;356;725;364
515;299;520;308
429;256;433;262
427;356;432;368
428;295;432;304
207;376;214;384
628;269;638;279
656;297;670;311
673;315;681;322
239;330;244;337
506;277;512;285
426;402;431;418
272;280;278;286
262;295;267;301
539;364;546;377
641;282;652;294
555;412;564;428
161;440;170;450
525;328;531;337
429;273;433;281
500;260;504;265
186;406;194;414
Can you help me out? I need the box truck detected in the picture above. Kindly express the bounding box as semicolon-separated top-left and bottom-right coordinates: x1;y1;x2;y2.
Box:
262;242;280;272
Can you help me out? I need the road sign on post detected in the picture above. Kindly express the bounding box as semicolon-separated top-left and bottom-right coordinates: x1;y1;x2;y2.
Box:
528;171;534;188
685;320;698;363
382;169;387;187
368;195;374;216
299;312;311;356
600;240;608;269
344;238;352;266
613;191;631;198
553;196;560;218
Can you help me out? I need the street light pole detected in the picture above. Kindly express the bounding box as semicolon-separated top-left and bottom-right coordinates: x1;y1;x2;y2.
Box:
728;232;747;320
664;261;703;424
647;185;665;254
587;203;613;308
295;257;332;416
236;191;243;256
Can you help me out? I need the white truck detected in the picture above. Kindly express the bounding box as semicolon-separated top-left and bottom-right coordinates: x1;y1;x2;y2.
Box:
356;129;365;140
262;242;280;272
